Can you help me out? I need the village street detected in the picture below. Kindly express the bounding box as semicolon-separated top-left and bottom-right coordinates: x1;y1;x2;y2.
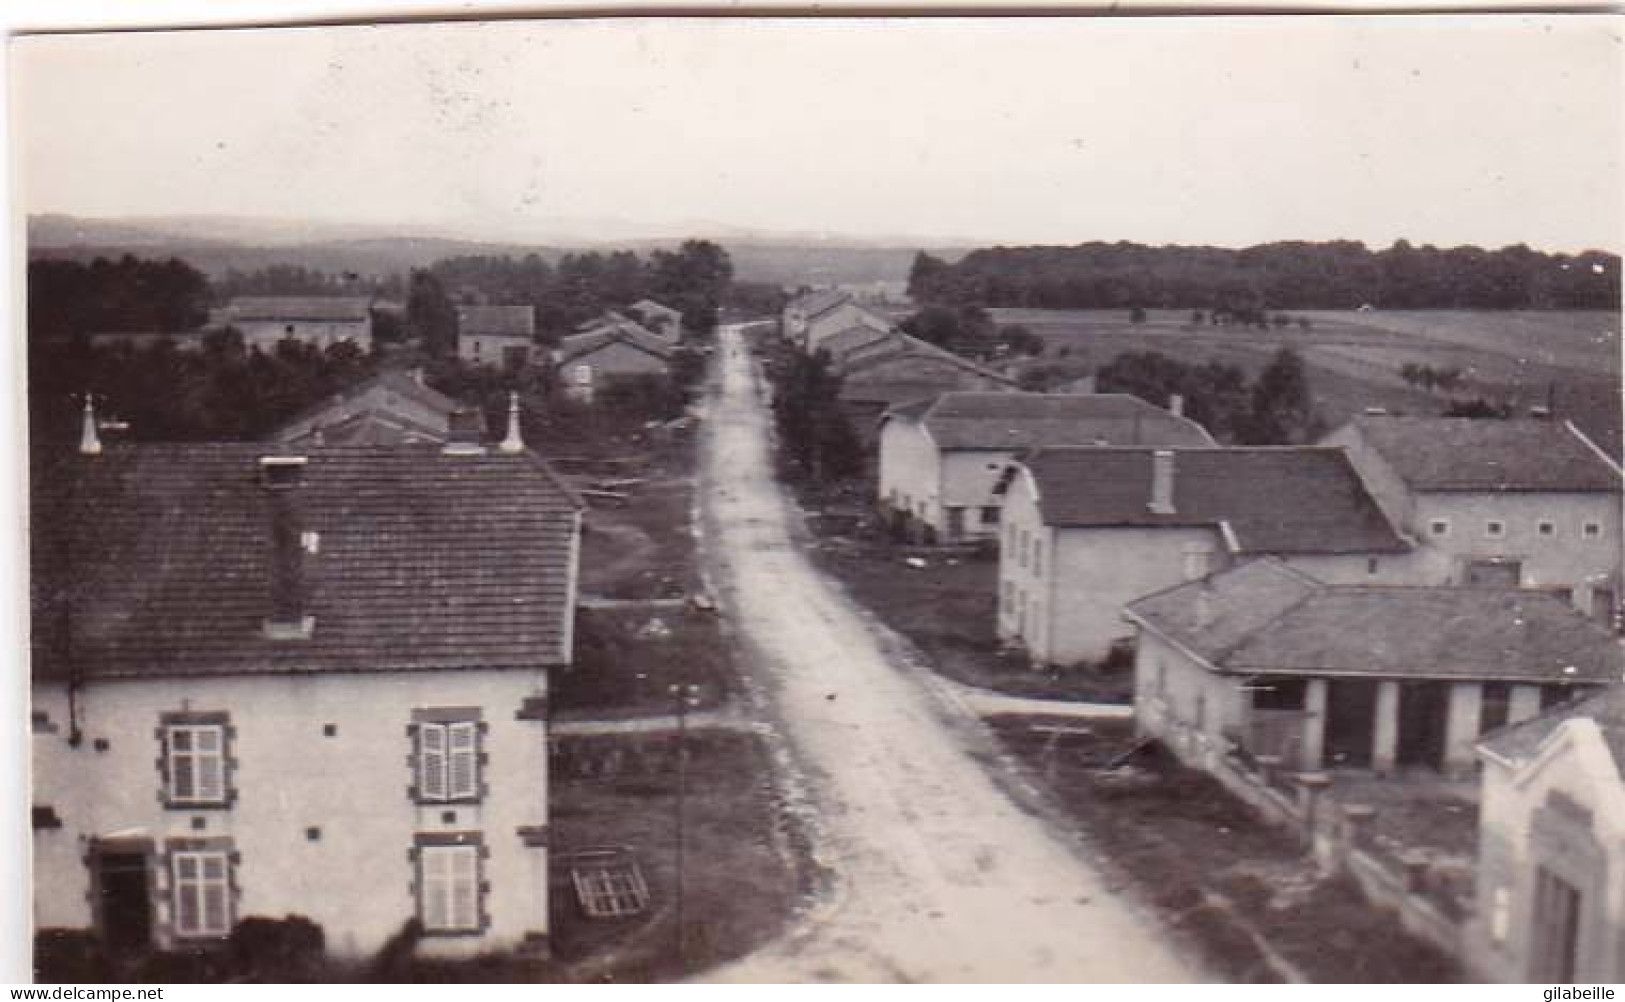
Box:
696;324;1199;983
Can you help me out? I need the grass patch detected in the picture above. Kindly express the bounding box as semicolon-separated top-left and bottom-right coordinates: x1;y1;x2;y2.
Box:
554;607;736;719
987;715;1462;983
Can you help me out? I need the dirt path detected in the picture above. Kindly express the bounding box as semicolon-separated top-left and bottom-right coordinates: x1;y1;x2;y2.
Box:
695;325;1198;983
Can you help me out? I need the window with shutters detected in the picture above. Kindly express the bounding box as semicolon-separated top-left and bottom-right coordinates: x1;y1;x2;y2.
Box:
158;714;234;808
416;841;485;935
410;712;485;804
170;850;232;939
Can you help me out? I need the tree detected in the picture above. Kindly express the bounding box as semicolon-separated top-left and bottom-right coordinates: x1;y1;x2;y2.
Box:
770;350;863;483
999;325;1044;357
1243;348;1315;444
406;269;458;357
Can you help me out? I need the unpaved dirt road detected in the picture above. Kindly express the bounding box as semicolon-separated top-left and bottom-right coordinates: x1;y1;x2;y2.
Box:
697;324;1198;983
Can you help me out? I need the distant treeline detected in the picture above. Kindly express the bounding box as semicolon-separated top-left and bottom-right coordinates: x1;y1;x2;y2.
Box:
908;241;1620;311
29;256;211;337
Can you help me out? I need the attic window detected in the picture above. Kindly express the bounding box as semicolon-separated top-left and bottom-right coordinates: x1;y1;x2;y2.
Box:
259;456;308;488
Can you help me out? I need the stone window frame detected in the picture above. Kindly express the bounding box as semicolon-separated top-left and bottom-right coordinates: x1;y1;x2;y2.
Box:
155;711;238;811
409;831;492;937
406;708;489;806
161;835;240;943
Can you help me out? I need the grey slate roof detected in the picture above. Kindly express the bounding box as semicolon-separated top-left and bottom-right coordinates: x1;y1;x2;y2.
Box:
1334;415;1620;492
31;444;581;680
458;304;536;339
1130;558;1623;682
1479;684;1625;766
893;391;1215;451
1023;446;1408;553
227;296;373;322
270;370;464;442
555;322;674;364
790;289;851;319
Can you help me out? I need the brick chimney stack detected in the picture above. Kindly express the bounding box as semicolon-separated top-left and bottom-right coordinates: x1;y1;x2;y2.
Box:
261;456;314;639
1168;393;1185;419
1149;450;1176;514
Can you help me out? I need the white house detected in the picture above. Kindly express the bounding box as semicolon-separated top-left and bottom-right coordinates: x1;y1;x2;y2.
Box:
1472;686;1625;982
877;391;1214;542
457;305;537;368
1322;415;1622;622
552;321;674;404
31;411;581;962
1124;558;1618;777
998;445;1417;665
218;297;374;353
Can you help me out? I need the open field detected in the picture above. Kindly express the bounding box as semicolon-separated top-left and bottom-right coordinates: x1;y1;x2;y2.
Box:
989;308;1622;454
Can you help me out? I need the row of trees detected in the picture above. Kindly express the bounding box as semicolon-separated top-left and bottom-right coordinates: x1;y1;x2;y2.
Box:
1095;348;1320;445
768;349;864;484
29;256;211;337
908;240;1619;312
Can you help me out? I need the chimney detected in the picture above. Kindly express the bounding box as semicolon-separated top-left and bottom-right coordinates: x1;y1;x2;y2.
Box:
443;408;486;456
78;395;102;456
499;392;525;455
260;456;314;640
1168;393;1185;418
1148;450;1176;514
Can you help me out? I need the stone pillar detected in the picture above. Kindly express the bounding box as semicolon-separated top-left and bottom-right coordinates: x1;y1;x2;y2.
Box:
1373;680;1401;774
1302;678;1329;771
1444;682;1484;774
1509;684;1544;724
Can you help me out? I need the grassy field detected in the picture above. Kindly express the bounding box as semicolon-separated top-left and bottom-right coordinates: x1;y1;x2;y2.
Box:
989;308;1622;454
988;715;1463;983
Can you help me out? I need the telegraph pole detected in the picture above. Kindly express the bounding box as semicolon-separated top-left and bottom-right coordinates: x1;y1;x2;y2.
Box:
669;682;700;970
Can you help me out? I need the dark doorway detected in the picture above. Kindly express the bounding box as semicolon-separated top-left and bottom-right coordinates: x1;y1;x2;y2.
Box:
95;850;153;952
1324;679;1378;768
1531;866;1582;982
1465;559;1521;588
1397;681;1451;769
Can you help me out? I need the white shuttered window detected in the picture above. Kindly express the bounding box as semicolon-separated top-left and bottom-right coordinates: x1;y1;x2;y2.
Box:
420;845;480;933
417;720;480;802
167;725;226;804
172;851;231;937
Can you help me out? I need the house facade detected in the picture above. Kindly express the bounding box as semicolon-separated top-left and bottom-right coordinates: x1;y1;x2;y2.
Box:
1323;416;1622;622
267;370;469;447
1124;559;1618;778
998;446;1417;665
219;297;375;353
876;391;1214;542
804;301;892;356
457;305;537;368
31;426;580;962
553;322;673;404
1472;688;1625;982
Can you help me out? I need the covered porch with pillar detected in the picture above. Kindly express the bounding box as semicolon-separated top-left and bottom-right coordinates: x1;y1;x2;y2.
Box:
1232;675;1577;776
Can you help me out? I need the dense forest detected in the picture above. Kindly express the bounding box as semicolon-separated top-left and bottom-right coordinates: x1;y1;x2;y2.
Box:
908;241;1620;312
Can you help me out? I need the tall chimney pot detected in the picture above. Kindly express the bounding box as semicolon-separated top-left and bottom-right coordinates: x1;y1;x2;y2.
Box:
1168;393;1185;418
1149;450;1176;514
79;395;102;456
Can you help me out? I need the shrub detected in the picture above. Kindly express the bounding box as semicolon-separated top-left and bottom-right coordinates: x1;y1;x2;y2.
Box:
231;915;325;981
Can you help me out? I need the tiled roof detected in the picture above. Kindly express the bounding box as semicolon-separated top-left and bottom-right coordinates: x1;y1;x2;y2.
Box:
841;334;1016;384
1022;446;1408;553
789;289;851;319
31;444;581;680
271;370;463;441
227;296;373;322
458;304;535;339
575;310;631;332
818;324;897;362
555;323;674;364
1479;684;1625;767
1129;558;1623;682
1335;416;1620;492
893;391;1215;451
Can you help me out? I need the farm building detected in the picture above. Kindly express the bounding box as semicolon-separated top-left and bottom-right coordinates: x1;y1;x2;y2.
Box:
835;333;1019;445
1124;558;1618;778
457;304;537;368
553;320;674;403
626;298;683;342
1471;686;1625;982
876;391;1214;542
781;289;850;349
267;369;474;447
217;297;374;353
1322;415;1622;623
30;413;580;961
998;446;1417;665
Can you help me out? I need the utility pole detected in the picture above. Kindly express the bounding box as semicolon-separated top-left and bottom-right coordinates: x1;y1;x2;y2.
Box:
669;682;700;971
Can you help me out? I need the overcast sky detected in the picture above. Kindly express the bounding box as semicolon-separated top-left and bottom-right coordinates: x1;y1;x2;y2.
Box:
11;14;1623;252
